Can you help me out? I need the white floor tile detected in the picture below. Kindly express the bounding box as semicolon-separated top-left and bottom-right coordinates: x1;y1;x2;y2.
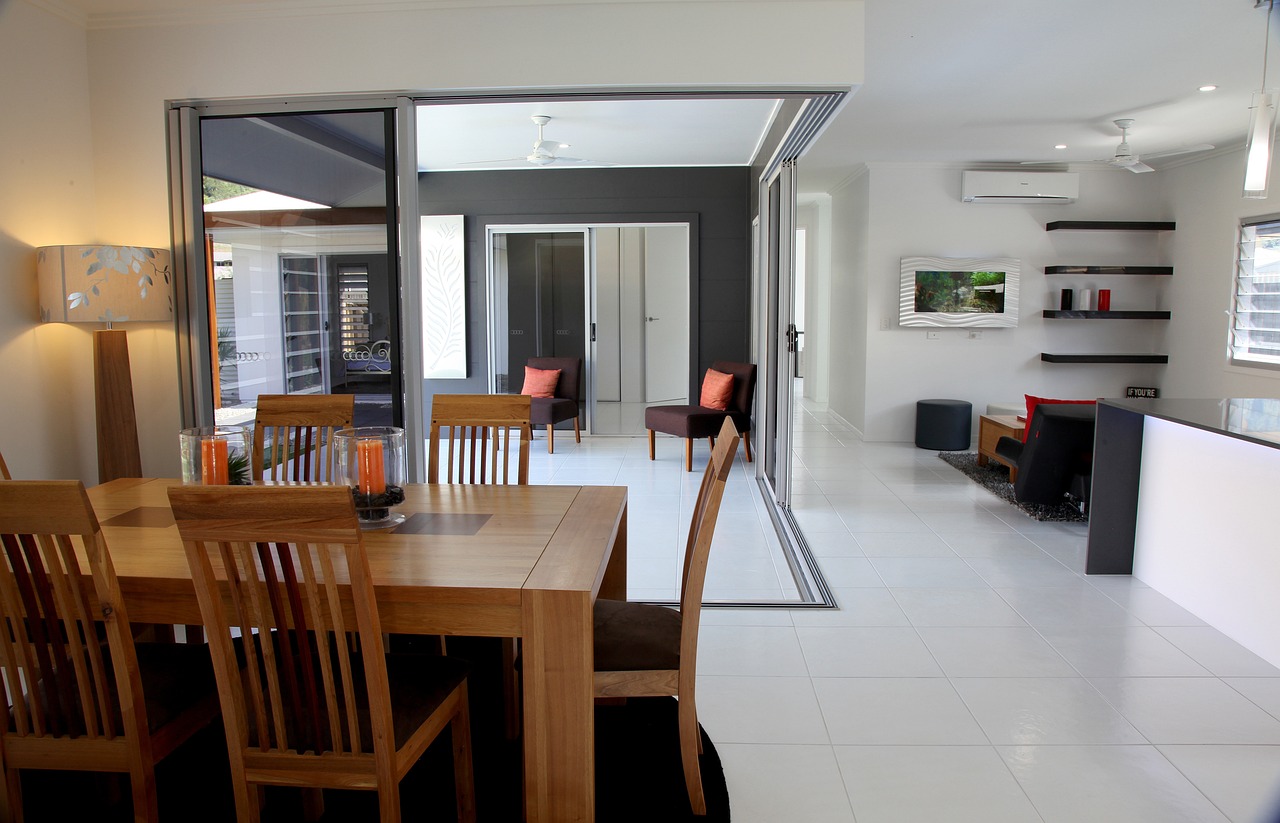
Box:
1037;626;1210;677
717;744;856;823
891;587;1029;627
869;556;989;588
796;627;943;677
1152;626;1280;677
696;625;810;677
1156;744;1280;823
951;677;1145;745
999;745;1230;823
836;745;1043;823
696;676;830;744
995;585;1144;628
1224;677;1280;720
917;627;1076;678
790;588;909;627
814;678;987;745
1088;677;1280;744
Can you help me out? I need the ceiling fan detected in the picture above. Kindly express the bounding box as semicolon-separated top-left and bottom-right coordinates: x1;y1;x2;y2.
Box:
1025;119;1214;173
461;114;592;167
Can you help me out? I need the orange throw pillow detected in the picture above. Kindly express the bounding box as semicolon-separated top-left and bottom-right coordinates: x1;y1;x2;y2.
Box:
700;369;734;410
1023;394;1096;441
521;367;561;399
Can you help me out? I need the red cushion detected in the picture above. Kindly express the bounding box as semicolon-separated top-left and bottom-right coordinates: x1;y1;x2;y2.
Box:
1023;394;1096;441
700;369;734;410
521;367;561;399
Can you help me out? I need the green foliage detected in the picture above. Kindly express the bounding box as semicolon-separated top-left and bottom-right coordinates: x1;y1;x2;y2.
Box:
203;177;256;205
914;270;1005;314
227;451;251;486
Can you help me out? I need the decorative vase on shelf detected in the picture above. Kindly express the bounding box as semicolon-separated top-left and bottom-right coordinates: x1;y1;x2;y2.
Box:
334;426;407;529
180;426;251;485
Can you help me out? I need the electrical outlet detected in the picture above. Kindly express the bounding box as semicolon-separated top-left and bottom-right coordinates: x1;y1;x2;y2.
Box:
926;330;941;340
968;330;983;340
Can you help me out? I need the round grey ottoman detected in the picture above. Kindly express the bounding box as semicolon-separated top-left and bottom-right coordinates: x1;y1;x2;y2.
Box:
915;399;972;450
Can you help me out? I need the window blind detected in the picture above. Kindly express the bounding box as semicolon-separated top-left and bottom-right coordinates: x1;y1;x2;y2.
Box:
1232;218;1280;369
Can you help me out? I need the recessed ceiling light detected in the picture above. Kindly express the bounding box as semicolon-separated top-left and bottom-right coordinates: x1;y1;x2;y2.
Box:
1054;144;1068;150
1199;84;1218;92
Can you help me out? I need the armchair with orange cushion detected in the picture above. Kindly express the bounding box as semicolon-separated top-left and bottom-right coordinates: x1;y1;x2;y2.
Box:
645;360;756;471
522;357;582;454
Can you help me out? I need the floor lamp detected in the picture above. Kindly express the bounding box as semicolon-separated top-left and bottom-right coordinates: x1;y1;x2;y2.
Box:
37;245;174;483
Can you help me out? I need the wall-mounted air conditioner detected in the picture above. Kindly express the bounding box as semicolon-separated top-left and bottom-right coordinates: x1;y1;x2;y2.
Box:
961;171;1079;204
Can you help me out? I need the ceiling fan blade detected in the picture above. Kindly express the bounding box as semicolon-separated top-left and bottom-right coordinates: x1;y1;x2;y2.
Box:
1140;144;1215;161
1125;161;1155;173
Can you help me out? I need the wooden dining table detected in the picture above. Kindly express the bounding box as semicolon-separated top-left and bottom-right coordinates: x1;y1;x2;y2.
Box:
86;477;628;823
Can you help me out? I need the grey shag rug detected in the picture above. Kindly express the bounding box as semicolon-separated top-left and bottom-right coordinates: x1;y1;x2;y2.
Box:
937;452;1088;523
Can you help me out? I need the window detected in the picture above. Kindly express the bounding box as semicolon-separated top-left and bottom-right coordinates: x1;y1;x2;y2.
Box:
1231;217;1280;370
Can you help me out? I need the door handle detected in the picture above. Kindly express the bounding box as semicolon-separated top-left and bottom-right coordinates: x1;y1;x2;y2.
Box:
646;316;660;322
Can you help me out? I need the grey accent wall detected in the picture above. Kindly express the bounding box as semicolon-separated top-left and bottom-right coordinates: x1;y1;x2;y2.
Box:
417;166;751;403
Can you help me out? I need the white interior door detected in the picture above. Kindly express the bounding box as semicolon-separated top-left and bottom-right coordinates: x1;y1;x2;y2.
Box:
643;225;689;403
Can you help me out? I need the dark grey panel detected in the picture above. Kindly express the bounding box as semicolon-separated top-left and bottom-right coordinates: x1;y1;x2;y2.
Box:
419;166;751;401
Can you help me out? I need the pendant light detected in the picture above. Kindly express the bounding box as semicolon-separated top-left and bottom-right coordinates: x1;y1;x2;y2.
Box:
1244;0;1277;199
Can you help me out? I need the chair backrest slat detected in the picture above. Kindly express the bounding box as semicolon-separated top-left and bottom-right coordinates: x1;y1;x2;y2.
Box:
0;481;144;748
428;394;532;486
677;418;739;670
170;485;387;761
252;394;355;483
0;450;10;480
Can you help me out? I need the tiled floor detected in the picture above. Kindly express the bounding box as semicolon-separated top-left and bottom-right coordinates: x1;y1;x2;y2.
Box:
539;394;1280;823
527;422;801;603
700;397;1280;823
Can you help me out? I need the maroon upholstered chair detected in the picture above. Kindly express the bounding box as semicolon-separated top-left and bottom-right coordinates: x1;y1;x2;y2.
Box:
525;357;582;454
645;360;756;471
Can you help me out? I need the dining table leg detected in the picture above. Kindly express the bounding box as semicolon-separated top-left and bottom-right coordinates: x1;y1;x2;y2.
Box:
522;587;595;823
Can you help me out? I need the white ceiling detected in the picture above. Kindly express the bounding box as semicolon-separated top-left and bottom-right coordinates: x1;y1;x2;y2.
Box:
52;0;1280;191
416;99;783;172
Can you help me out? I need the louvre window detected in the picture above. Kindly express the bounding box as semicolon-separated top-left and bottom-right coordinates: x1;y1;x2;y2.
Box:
1231;218;1280;370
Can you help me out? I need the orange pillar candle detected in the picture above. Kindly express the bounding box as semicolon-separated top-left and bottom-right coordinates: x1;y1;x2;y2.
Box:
201;437;229;485
357;439;386;495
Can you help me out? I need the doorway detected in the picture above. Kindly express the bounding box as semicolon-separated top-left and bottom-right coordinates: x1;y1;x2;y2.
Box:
486;223;691;435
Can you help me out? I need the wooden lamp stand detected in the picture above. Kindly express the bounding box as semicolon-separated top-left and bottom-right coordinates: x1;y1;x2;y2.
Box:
94;328;142;483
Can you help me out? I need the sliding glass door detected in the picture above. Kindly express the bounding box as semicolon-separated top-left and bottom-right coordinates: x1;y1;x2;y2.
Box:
170;104;405;438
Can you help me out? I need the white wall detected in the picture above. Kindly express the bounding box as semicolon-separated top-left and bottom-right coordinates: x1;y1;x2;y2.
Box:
0;0;864;481
0;3;98;480
1162;145;1280;399
832;163;1181;442
797;196;832;403
828;168;870;432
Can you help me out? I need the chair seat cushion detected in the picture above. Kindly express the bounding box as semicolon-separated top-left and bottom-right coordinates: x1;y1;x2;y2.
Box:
15;640;217;738
239;633;468;753
594;598;681;672
530;396;578;426
133;641;219;733
645;405;728;439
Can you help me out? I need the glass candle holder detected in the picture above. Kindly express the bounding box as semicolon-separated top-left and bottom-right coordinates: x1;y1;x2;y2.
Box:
180;426;251;485
334;426;407;529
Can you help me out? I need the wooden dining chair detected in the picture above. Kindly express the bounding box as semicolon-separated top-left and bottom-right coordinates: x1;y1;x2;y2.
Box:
427;393;533;738
593;416;740;816
251;394;355;482
427;394;532;485
0;449;9;480
0;480;220;822
167;484;476;823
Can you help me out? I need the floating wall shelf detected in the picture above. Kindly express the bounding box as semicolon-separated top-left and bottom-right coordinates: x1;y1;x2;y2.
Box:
1045;221;1176;232
1040;353;1169;364
1044;265;1173;275
1043;310;1171;320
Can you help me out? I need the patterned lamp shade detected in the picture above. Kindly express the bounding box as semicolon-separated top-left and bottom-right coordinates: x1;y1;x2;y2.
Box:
37;245;173;324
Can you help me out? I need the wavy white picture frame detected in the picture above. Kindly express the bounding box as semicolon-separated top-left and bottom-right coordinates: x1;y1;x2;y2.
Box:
421;215;467;378
899;256;1020;328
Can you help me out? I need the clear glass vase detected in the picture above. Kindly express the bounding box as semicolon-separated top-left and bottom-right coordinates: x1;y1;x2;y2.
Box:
179;426;251;485
334;426;407;529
